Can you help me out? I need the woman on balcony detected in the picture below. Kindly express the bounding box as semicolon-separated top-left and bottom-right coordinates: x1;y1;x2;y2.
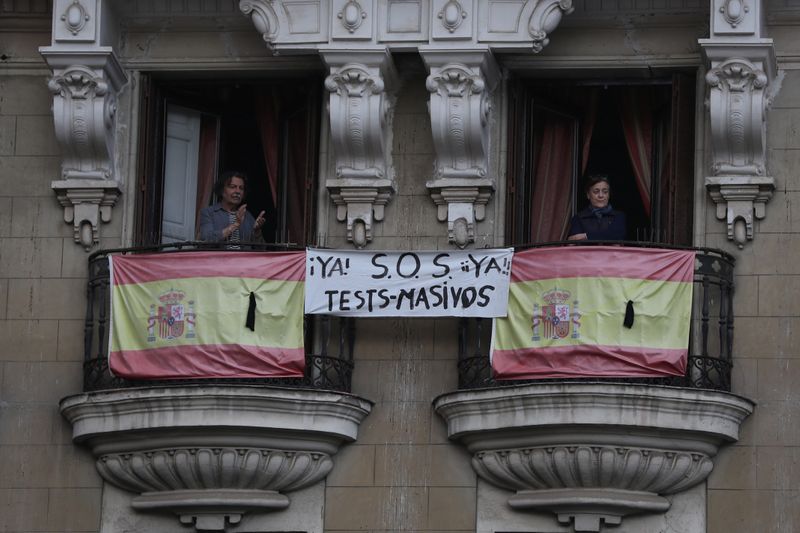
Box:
199;171;266;244
567;174;627;241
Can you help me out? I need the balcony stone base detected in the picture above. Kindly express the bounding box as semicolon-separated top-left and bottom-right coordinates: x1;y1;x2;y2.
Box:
434;382;753;533
133;489;289;531
61;385;372;533
510;488;669;532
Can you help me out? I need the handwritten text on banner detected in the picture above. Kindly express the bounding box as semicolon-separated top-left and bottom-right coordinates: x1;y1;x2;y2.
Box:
305;249;514;317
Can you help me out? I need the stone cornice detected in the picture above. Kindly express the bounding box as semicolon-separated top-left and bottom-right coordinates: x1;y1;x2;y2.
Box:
61;385;373;447
239;0;574;54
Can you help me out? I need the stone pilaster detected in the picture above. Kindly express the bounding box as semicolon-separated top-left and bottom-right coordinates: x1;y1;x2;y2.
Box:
40;0;127;250
699;0;776;248
421;49;500;248
322;49;398;248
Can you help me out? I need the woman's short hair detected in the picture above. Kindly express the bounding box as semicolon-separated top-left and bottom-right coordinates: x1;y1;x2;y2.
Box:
584;174;611;193
215;171;248;198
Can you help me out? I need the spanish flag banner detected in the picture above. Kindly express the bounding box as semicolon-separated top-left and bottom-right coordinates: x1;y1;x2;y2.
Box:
491;246;695;379
108;251;305;379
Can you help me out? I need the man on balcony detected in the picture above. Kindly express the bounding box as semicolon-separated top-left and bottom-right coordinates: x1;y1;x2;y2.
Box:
198;171;266;244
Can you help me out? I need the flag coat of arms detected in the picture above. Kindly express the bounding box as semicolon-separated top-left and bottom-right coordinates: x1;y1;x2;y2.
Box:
109;251;305;379
491;246;695;379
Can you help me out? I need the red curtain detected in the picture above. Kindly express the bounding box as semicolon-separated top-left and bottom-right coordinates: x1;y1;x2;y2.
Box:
194;115;219;237
529;112;576;242
255;88;280;207
619;88;653;217
285;108;310;245
529;90;597;241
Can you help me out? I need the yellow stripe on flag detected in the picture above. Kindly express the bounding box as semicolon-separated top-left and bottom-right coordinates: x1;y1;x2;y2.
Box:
494;276;692;351
111;277;304;353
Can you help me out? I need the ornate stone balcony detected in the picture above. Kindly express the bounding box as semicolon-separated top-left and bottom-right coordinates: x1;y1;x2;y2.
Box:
61;243;371;533
435;242;753;533
435;382;752;532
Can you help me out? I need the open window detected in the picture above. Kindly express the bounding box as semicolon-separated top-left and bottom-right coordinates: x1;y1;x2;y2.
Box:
135;76;321;246
506;73;695;246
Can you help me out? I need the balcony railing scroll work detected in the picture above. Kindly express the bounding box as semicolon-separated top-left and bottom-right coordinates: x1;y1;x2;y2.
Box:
59;242;372;533
434;242;756;533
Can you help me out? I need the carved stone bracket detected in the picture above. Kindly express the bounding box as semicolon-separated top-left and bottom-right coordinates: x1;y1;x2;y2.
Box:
39;47;127;250
421;50;500;248
52;179;121;250
434;383;754;533
322;49;398;248
527;0;575;52
60;386;372;533
700;0;777;248
238;0;280;45
706;175;774;246
429;185;492;248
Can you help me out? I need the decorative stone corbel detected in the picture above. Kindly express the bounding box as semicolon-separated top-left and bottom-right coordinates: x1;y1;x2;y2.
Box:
52;179;121;251
528;0;575;52
238;0;280;44
706;175;774;246
700;0;777;248
421;50;500;248
321;49;397;248
40;51;127;250
41;1;127;250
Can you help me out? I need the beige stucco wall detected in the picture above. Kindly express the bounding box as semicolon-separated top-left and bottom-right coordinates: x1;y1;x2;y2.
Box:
0;19;104;533
703;63;800;533
322;69;478;531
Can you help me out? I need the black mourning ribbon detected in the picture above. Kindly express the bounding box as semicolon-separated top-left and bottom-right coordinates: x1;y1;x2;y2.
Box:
246;292;256;331
623;300;634;329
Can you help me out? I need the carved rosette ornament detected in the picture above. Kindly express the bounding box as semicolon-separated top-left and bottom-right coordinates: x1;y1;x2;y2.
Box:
719;0;749;28
700;3;777;248
338;0;367;33
438;0;467;33
322;50;397;248
422;51;500;248
60;0;90;35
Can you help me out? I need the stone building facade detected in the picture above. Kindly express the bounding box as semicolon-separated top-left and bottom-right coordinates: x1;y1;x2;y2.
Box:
1;1;799;532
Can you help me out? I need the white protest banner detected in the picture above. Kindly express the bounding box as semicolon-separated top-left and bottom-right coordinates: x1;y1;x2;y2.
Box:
305;248;514;317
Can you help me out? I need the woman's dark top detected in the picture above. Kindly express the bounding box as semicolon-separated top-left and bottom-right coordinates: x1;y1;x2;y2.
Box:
568;205;626;241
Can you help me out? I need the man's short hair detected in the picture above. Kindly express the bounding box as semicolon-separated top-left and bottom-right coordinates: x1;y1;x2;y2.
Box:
215;171;248;198
584;174;611;193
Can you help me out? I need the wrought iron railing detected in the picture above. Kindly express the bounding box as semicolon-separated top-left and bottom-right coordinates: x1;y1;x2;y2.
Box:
83;242;354;393
457;242;735;392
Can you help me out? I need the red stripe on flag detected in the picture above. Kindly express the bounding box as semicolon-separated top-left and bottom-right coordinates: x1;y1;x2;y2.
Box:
111;251;306;285
492;344;687;379
109;344;305;379
510;246;695;283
